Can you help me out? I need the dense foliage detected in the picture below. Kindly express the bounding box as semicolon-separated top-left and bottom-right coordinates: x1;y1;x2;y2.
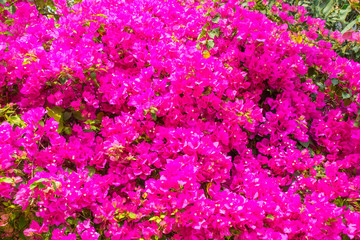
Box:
1;0;360;239
253;0;360;62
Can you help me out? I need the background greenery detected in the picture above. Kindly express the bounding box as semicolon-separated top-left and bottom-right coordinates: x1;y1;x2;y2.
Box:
261;0;360;61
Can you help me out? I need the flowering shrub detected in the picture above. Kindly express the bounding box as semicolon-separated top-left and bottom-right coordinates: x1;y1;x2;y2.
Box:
242;0;360;62
1;0;360;239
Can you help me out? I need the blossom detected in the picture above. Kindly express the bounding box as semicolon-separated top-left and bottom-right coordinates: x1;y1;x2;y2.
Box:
1;0;360;239
24;221;49;238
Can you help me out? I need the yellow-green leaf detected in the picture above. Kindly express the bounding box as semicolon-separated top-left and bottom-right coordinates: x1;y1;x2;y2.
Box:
46;106;63;122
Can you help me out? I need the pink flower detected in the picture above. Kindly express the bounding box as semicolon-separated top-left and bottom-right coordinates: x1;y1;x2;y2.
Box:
248;1;256;8
24;221;49;238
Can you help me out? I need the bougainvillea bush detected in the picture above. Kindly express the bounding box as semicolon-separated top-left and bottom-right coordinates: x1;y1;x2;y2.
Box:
1;0;360;239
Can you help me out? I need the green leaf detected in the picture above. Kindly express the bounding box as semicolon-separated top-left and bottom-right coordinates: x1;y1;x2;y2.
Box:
151;235;160;240
46;106;63;122
353;45;360;53
90;72;97;79
35;167;45;172
231;27;238;38
34;178;50;183
151;111;157;121
0;31;12;37
19;232;27;240
14;169;25;177
308;67;316;76
10;5;16;14
341;19;358;34
64;127;72;135
315;82;324;91
354;115;360;127
72;111;86;121
197;23;209;41
327;218;338;222
128;212;137;219
63;111;72;121
266;214;275;220
86;166;96;177
6;115;26;127
35;0;46;9
322;0;335;18
22;60;31;65
57;119;64;133
341;234;351;240
59;77;69;85
202;86;212;96
18;215;28;230
149;216;162;223
65;168;74;174
117;212;126;220
313;0;321;15
206;39;215;50
342;92;351;99
0;0;6;6
0;105;10;117
196;42;202;50
208;28;220;39
0;177;14;184
29;178;49;190
94;14;108;18
52;182;57;191
66;217;76;225
339;5;352;24
85;119;96;125
300;141;310;148
211;13;221;24
331;78;339;86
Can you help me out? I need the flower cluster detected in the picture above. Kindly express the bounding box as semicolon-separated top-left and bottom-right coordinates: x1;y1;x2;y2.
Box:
1;0;360;239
